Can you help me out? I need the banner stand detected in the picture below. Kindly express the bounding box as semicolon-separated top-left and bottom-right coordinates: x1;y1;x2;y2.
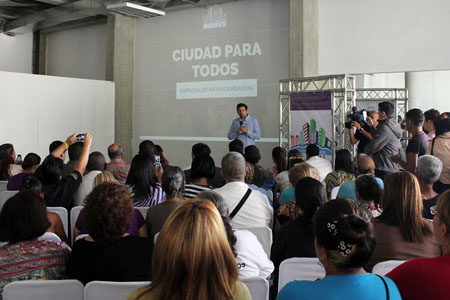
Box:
279;75;356;165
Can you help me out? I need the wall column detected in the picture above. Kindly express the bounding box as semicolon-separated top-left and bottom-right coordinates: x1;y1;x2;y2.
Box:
290;0;319;78
106;14;136;162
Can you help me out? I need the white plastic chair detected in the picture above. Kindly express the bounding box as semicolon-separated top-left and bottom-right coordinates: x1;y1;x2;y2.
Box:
135;207;149;220
245;227;272;258
330;186;340;200
70;206;84;246
241;276;269;300
40;232;62;243
47;207;68;237
3;279;84;300
84;281;151;300
0;180;8;193
372;260;406;276
0;190;18;211
278;257;325;292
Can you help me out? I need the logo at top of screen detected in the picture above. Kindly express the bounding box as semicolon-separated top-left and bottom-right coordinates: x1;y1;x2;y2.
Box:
203;5;227;30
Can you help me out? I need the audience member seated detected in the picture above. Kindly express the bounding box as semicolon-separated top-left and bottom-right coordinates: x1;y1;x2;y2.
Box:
278;163;320;222
68;183;151;284
20;177;69;244
184;143;225;188
417;155;442;220
366;171;441;271
183;155;214;199
139;140;156;160
244;145;274;190
214;152;272;229
74;151;106;206
427;118;450;193
0;143;21;180
127;199;252;300
355;175;382;218
391;108;428;173
62;141;84;177
74;173;147;241
197;190;274;279
105;142;130;184
146;166;184;244
7;152;40;190
305;144;333;182
268;146;287;176
49;140;67;161
229;139;244;155
324;149;355;199
36;133;92;210
244;161;272;205
275;149;304;193
277;198;401;300
423;108;440;140
337;155;384;202
126;154;165;207
271;177;326;297
154;145;169;169
0;191;70;295
386;190;450;300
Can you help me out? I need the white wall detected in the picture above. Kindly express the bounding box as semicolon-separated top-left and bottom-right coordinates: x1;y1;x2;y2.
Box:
355;73;405;89
407;70;450;113
46;23;107;80
0;71;114;160
319;0;450;75
0;32;33;73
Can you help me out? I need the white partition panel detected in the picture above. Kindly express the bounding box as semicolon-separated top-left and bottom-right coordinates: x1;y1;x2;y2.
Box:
0;71;114;159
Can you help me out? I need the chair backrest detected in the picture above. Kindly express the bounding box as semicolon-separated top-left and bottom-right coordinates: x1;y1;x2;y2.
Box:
47;207;68;237
245;227;272;257
241;276;269;300
372;260;406;276
3;279;84;300
278;257;325;292
330;186;340;200
84;281;151;300
40;232;62;243
0;181;8;193
70;206;84;246
135;207;149;220
0;190;18;211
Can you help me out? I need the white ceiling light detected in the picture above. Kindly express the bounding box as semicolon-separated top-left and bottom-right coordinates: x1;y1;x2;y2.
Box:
106;2;166;18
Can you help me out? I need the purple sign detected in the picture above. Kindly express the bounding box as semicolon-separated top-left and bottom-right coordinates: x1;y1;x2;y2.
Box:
290;92;332;111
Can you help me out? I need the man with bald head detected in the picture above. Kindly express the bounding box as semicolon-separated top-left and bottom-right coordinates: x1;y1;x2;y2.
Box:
105;143;130;184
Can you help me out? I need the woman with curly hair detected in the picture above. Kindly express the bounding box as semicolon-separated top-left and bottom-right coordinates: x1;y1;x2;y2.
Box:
67;183;151;284
127;199;252;300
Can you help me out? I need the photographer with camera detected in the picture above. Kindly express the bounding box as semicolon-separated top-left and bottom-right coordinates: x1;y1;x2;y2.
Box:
364;102;403;180
349;110;379;154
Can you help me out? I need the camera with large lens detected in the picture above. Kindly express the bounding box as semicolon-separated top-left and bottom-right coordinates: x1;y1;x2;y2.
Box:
345;107;367;129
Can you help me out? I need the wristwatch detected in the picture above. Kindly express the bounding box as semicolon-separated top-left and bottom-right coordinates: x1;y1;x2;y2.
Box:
359;128;364;132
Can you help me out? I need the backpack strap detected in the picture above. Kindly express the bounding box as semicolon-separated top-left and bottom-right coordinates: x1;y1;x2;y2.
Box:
376;274;390;300
229;189;252;219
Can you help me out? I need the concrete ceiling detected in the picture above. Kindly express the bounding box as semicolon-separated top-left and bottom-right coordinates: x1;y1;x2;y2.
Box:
0;0;239;34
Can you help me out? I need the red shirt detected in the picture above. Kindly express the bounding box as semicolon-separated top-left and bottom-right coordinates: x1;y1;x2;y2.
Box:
386;255;450;300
